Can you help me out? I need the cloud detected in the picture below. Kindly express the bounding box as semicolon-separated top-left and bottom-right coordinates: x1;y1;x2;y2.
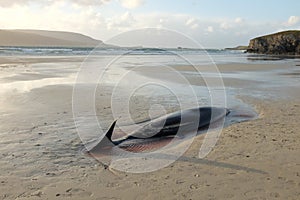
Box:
219;18;245;30
0;0;32;7
0;2;107;38
287;16;300;26
0;0;111;7
185;18;199;29
106;12;136;31
104;13;273;47
206;26;214;33
119;0;144;9
234;17;244;24
0;0;144;8
71;0;111;6
220;21;232;30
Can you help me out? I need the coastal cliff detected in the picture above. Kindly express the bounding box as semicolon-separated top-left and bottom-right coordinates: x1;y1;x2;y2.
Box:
247;30;300;55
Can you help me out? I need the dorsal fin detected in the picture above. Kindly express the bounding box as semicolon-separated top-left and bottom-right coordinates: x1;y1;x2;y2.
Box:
105;120;117;142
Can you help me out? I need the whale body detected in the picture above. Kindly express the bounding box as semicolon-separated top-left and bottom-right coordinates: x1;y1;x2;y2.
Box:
84;107;230;156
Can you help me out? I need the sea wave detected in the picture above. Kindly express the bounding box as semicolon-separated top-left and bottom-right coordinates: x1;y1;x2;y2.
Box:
0;46;234;56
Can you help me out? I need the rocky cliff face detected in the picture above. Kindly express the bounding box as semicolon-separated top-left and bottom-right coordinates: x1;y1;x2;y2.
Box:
247;30;300;55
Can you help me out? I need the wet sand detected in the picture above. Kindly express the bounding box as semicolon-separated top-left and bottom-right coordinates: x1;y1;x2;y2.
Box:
0;56;300;199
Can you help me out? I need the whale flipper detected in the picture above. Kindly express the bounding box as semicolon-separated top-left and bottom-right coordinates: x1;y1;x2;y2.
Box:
105;120;117;143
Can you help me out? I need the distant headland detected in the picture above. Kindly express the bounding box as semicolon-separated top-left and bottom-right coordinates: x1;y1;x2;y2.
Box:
246;30;300;55
0;29;114;48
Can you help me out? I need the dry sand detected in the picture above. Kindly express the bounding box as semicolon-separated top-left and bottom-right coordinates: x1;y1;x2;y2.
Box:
0;57;299;199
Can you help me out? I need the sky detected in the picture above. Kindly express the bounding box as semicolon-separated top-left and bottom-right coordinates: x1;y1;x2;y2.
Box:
0;0;300;48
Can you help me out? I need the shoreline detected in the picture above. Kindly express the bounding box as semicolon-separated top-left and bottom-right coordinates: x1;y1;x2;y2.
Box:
0;56;299;199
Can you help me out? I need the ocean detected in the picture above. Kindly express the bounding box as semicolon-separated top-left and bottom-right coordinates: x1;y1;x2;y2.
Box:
0;46;290;65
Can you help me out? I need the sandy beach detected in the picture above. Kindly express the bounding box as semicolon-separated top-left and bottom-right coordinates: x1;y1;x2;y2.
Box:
0;55;300;200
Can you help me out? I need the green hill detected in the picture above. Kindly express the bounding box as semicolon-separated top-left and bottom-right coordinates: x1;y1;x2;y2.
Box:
0;29;111;48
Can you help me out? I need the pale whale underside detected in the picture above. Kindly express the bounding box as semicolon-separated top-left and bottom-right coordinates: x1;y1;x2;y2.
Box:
83;107;231;157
